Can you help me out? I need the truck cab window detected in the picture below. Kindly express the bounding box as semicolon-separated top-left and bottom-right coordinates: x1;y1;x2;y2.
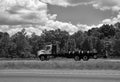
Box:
46;46;50;51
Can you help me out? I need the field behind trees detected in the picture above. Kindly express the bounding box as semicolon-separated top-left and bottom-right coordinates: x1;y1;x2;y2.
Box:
1;22;120;59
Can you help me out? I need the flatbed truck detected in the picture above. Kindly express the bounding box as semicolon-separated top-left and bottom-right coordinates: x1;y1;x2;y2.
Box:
37;44;98;61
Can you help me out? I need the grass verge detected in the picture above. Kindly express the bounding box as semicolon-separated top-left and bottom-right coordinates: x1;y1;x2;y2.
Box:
0;59;120;70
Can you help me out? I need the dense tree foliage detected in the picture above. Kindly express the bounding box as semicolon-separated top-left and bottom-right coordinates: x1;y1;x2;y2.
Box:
11;29;32;58
71;31;84;49
0;23;120;58
99;24;115;38
0;32;10;58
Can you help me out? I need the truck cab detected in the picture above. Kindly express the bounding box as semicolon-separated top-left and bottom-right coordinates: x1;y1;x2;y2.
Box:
37;44;58;61
38;45;52;56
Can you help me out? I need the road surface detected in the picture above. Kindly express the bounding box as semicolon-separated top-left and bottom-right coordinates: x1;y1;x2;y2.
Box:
0;70;120;82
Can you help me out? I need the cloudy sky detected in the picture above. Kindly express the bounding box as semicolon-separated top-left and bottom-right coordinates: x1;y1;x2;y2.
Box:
0;0;120;35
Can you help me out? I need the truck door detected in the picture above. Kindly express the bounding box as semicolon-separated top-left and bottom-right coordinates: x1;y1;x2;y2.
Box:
52;44;57;54
45;45;52;54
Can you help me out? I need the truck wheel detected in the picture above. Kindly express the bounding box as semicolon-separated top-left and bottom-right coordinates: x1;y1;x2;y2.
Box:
40;56;45;61
74;56;80;61
46;56;50;61
103;55;107;59
83;56;89;61
93;55;97;59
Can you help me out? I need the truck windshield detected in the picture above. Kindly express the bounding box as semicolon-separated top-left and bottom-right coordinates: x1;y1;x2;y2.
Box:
45;46;51;51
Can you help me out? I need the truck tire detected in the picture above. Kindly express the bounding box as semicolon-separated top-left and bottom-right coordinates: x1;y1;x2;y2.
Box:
46;56;50;61
93;55;97;59
40;56;46;61
83;56;89;61
103;55;107;59
74;56;81;61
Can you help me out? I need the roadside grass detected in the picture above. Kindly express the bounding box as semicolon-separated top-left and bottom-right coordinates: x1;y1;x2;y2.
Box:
0;59;120;70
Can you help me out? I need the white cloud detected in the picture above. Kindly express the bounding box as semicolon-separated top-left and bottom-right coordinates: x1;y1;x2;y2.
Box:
45;0;120;11
0;21;79;36
91;0;120;11
0;0;80;35
41;0;95;7
46;20;78;34
25;27;42;36
48;14;57;20
0;0;48;25
77;24;103;32
77;24;91;32
0;25;45;36
102;12;120;25
91;0;120;25
102;19;113;24
40;0;120;12
41;0;70;7
7;28;23;36
0;0;107;36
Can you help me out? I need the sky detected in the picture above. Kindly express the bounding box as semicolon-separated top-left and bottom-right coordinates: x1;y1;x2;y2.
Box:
0;0;120;35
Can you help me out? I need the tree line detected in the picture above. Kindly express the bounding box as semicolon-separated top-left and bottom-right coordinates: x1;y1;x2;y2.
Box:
1;22;120;58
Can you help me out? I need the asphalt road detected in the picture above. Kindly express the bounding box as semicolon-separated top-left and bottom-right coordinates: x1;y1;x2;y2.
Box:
0;70;120;82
